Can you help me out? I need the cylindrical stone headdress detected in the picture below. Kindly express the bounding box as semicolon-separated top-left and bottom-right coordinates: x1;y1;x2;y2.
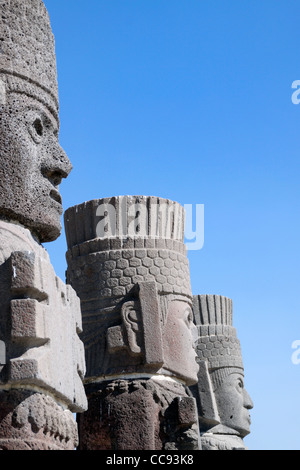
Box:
191;295;244;427
65;196;192;303
193;295;244;387
64;196;192;379
0;0;59;120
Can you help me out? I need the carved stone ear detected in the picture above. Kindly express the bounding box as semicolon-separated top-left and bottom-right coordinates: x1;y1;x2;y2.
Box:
121;300;143;356
107;281;164;369
106;300;142;357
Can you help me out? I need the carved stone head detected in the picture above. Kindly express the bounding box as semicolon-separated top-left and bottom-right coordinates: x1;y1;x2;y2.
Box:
191;295;253;440
0;0;72;242
64;196;199;386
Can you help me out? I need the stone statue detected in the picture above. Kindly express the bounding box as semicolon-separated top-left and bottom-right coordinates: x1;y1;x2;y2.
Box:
64;196;201;450
0;0;87;450
191;295;253;450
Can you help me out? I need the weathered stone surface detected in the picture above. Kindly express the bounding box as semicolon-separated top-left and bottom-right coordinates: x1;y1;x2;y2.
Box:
78;378;200;451
191;295;253;450
0;220;87;413
64;196;185;249
0;0;72;243
0;0;59;109
0;341;5;366
65;197;198;386
200;433;248;451
0;0;87;450
0;390;78;450
65;196;200;449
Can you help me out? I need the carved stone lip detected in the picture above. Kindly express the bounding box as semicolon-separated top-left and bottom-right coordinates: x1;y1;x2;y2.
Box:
50;189;62;206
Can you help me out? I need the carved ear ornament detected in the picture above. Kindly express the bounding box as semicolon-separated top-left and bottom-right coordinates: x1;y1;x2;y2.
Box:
192;360;220;427
106;281;164;368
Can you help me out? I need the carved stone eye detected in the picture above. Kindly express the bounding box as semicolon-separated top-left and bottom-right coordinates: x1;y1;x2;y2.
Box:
26;112;44;143
33;118;43;137
237;378;244;392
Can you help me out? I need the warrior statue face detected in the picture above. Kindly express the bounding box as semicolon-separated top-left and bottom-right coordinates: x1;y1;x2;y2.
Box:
107;289;199;386
162;299;199;386
213;372;253;437
0;91;72;242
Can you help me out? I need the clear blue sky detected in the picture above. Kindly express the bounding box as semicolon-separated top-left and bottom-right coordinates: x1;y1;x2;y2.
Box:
43;0;300;450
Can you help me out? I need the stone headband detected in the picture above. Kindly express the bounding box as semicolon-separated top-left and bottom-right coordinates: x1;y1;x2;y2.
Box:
0;0;59;118
193;294;244;371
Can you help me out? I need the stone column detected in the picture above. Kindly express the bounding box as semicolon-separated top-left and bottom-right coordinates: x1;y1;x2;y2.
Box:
0;0;87;450
190;295;253;450
65;196;200;450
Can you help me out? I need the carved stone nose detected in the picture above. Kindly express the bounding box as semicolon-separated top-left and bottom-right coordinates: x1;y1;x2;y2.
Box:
244;389;254;410
41;144;72;183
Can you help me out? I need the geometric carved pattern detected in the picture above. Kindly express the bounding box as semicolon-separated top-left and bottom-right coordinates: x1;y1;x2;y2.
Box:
67;242;192;302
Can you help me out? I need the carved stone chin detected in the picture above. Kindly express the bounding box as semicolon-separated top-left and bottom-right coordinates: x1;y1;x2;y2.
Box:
201;432;248;451
213;372;252;438
0;90;72;243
